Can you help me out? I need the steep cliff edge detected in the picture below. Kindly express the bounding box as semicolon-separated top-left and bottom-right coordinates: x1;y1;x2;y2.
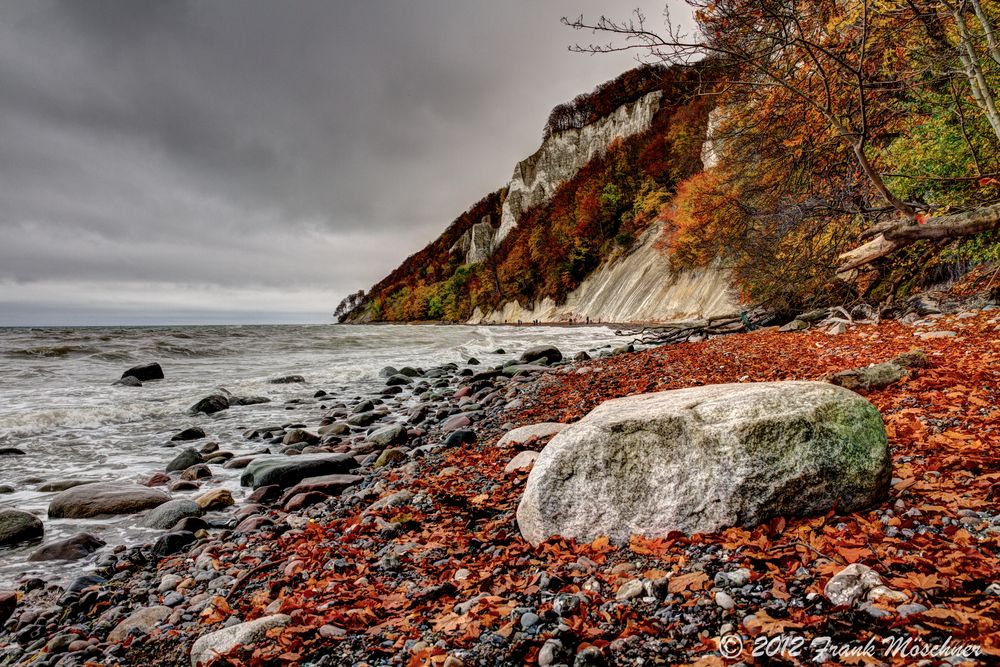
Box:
343;65;731;324
495;90;663;246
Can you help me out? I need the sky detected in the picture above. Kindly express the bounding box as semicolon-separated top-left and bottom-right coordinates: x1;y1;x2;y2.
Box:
0;0;690;326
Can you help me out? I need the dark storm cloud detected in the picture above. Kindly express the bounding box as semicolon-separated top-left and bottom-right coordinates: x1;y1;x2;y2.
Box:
0;0;689;324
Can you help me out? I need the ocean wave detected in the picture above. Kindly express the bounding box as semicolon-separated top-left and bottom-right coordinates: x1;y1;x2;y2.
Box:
7;345;99;359
89;350;134;362
152;341;230;357
0;403;173;438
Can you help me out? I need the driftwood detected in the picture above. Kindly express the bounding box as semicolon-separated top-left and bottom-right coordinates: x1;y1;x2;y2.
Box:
620;308;775;346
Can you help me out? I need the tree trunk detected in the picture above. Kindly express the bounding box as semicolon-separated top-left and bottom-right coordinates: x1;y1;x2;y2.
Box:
952;2;1000;141
970;0;1000;66
850;141;917;219
838;202;1000;273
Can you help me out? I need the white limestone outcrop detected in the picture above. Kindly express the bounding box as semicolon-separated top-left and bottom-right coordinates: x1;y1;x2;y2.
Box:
494;91;664;246
468;222;736;324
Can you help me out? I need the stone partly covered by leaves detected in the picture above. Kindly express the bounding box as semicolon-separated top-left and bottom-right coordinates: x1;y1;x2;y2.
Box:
517;381;891;545
826;348;930;392
189;615;291;667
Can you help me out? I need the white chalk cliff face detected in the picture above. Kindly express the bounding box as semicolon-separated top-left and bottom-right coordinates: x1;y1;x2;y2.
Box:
449;216;497;265
468;222;736;324
494;90;664;246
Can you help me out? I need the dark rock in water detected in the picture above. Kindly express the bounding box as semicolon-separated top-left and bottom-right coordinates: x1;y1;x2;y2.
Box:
493;348;506;354
379;366;398;378
352;400;375;414
170;427;206;442
36;479;100;492
141;499;202;530
574;351;592;361
385;374;412;386
467;357;480;365
152;531;196;558
444;429;476;447
48;483;170;519
171;516;209;533
169;480;200;492
247;485;282;503
269;375;305;384
27;532;106;561
233;396;271;406
240;454;355;489
381;386;403;396
114;375;143;387
122;362;164;382
398;366;422;377
0;485;13;494
144;472;171;487
283;429;319;446
166;448;204;472
200;441;219;454
347;411;379;427
204;452;232;465
520;345;562;364
195;489;233;511
223;456;256;470
0;447;26;456
188;393;230;415
0;509;44;546
313;390;327;398
0;590;15;625
180;464;212;481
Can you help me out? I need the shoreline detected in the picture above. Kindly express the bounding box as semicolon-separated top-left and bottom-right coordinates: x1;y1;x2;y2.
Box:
2;305;999;665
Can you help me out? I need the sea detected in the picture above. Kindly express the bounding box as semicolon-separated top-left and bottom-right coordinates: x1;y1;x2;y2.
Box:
0;324;627;587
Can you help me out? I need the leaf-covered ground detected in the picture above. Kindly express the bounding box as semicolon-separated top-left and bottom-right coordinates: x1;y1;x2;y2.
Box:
132;310;999;666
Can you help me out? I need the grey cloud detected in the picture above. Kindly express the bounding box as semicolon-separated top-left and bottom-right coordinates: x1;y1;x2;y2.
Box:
0;0;687;324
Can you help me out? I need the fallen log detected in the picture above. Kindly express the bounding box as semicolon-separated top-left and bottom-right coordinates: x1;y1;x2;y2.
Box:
838;202;1000;275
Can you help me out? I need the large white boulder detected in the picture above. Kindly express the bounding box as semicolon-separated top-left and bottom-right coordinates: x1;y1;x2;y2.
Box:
517;381;890;546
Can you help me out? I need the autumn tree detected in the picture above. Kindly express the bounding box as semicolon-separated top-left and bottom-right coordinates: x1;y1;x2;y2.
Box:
565;1;1000;275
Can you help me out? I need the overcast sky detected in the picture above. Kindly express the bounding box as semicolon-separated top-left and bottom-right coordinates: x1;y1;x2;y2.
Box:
0;0;689;326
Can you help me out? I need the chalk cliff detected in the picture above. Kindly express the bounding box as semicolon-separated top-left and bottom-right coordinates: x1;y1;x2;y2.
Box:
345;64;736;324
495;90;664;245
468;222;736;324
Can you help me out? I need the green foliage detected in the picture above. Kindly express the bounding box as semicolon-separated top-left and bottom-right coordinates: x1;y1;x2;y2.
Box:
426;295;444;320
941;230;1000;265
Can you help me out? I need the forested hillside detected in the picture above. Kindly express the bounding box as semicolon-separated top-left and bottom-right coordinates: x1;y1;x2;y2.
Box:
341;65;712;322
343;0;1000;323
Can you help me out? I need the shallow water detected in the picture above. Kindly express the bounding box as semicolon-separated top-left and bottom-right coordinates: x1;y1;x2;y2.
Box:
0;323;625;586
